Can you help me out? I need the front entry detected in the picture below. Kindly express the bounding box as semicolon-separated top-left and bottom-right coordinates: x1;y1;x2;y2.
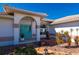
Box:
20;24;32;40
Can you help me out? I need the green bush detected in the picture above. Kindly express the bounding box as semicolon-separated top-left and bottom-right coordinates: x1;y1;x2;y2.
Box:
14;46;37;55
64;31;69;35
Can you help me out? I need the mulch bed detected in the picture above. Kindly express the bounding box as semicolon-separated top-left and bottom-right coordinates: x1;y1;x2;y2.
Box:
40;39;57;46
0;45;15;55
0;44;34;55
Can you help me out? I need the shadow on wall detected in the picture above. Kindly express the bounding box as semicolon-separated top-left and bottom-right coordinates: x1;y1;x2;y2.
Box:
48;28;56;39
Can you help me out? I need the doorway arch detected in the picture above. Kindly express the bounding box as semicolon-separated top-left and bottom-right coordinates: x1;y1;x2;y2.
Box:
19;16;37;41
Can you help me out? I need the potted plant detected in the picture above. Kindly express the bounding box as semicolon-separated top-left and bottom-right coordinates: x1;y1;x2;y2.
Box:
20;34;24;41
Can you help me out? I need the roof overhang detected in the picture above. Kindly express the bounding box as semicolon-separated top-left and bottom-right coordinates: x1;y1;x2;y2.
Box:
0;15;13;19
12;8;48;17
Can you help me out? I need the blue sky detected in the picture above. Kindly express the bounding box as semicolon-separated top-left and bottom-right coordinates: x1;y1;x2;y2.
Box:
0;3;79;20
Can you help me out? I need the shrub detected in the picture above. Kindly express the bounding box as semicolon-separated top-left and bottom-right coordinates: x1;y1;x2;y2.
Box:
13;46;37;55
64;31;69;36
56;33;64;45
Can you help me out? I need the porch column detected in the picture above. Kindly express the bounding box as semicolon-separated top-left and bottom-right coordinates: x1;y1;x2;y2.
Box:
36;18;40;41
14;15;20;45
14;24;20;45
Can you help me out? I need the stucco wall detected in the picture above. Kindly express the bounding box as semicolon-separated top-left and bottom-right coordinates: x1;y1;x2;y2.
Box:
0;41;13;46
0;18;13;37
32;21;36;35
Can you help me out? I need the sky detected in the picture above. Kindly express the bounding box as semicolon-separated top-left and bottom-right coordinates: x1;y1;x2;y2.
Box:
0;3;79;20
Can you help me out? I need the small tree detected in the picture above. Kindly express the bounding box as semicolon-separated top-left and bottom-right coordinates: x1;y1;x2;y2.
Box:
70;28;73;33
70;28;73;37
64;31;71;46
61;30;64;34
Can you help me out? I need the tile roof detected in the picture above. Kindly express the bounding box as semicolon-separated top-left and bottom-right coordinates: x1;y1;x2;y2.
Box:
3;5;47;17
51;14;79;25
0;12;7;15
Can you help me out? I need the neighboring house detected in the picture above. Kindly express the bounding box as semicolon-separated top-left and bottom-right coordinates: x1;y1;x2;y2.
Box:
0;5;47;46
50;14;79;42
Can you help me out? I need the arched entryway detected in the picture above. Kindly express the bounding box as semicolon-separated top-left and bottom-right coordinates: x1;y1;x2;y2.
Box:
19;16;37;41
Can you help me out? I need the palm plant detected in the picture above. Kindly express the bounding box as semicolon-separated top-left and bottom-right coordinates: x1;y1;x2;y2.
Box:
61;30;64;34
76;28;79;36
70;28;73;37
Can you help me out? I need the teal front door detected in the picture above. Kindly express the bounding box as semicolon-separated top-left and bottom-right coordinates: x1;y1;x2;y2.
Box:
20;24;32;40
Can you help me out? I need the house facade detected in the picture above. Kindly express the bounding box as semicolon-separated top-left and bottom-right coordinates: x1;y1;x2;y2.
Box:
1;5;79;46
0;5;47;46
